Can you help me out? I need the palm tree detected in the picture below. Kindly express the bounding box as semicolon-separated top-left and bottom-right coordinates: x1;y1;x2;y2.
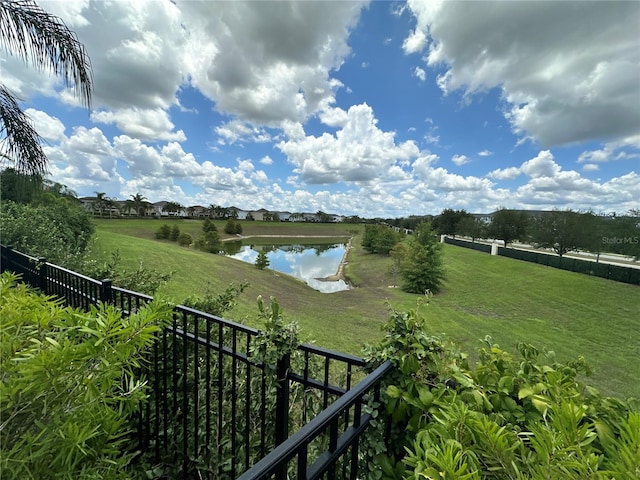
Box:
129;193;150;217
0;0;92;176
92;191;108;217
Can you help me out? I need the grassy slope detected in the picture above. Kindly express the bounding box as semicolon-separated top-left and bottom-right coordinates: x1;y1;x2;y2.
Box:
92;219;640;399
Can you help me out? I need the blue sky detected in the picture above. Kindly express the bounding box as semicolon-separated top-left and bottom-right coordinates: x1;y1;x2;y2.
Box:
3;0;639;217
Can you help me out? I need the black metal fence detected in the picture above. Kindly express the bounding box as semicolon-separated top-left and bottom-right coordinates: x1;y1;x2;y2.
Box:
443;237;640;285
0;245;391;479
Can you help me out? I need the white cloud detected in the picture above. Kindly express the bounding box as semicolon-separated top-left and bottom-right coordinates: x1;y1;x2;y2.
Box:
478;150;493;157
413;66;426;82
260;156;274;165
402;28;427;54
451;154;470;166
181;1;365;125
582;164;599;172
577;135;640;163
487;167;520;181
404;1;640;147
278;103;419;184
214;120;272;145
24;109;66;141
91;108;186;142
520;150;560;178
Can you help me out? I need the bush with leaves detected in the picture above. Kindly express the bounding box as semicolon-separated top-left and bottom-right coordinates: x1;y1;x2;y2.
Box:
177;232;192;247
361;299;640;479
169;225;180;241
0;272;172;479
0;199;94;266
155;223;171;239
362;224;401;255
203;218;217;233
224;218;242;235
80;250;173;295
182;281;249;316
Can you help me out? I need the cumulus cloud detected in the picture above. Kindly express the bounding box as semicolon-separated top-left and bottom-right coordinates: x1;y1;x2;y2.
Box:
451;154;470;166
180;1;365;125
278;103;419;184
214;120;272;145
404;0;640;147
91;108;186;142
478;150;493;157
413;66;426;82
577;135;640;163
24;109;66;141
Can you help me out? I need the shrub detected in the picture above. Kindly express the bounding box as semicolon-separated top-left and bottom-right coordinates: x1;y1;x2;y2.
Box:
0;199;94;266
225;219;242;234
170;225;180;241
194;231;220;253
177;232;192;247
361;300;640;479
182;281;248;316
156;224;171;239
0;272;172;479
203;218;217;233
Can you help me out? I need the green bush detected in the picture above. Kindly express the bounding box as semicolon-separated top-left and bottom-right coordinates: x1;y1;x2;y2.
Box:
177;232;192;247
0;199;94;266
170;225;181;241
362;300;640;479
155;224;171;239
0;272;172;479
224;219;242;235
203;218;217;233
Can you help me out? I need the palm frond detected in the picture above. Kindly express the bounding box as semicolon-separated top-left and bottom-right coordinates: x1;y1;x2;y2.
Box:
0;84;47;176
0;0;92;107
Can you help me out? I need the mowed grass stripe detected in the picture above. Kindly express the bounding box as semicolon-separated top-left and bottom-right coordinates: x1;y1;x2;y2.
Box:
92;220;639;399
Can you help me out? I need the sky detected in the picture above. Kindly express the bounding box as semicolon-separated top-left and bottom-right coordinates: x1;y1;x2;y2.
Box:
2;0;639;218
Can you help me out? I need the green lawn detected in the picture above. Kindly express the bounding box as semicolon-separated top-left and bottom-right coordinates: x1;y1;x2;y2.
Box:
92;219;640;399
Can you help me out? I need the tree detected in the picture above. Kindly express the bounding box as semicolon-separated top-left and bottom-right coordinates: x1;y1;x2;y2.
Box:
224;218;241;234
255;249;269;270
169;225;180;241
156;224;171;239
0;167;40;203
458;215;486;242
203;218;217;233
0;0;92;176
177;232;192;247
362;224;401;255
398;222;445;294
529;209;585;257
487;208;529;248
162;201;183;216
128;193;150;217
432;209;470;237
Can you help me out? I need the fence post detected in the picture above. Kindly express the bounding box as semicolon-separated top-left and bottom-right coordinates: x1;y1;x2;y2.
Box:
275;352;290;446
3;245;13;273
100;279;113;305
37;257;47;294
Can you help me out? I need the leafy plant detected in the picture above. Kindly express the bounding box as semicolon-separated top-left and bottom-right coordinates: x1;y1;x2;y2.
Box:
170;225;180;241
361;299;640;480
155;224;171;239
0;272;172;479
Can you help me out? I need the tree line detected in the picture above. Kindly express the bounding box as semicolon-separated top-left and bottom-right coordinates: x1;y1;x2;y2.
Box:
431;208;639;260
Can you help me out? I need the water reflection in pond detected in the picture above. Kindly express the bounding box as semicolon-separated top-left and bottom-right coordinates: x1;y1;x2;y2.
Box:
224;242;349;293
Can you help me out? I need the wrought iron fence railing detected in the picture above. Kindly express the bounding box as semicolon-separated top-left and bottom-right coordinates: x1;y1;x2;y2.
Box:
1;245;391;479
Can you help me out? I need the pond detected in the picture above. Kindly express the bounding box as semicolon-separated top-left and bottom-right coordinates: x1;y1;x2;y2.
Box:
223;241;350;293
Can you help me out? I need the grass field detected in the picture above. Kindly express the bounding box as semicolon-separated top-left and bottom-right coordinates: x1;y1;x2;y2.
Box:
92;219;640;399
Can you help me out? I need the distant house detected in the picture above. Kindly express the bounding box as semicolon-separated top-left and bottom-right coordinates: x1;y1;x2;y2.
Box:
249;208;270;221
153;201;185;217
